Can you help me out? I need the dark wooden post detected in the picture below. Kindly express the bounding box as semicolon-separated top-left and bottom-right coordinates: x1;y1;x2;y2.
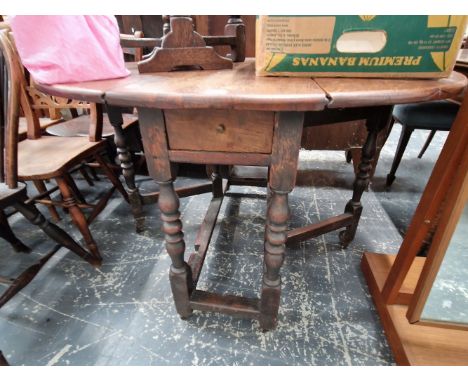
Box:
137;107;192;318
340;105;393;247
158;180;193;319
225;16;246;62
260;190;289;330
107;105;145;232
162;15;171;35
261;111;304;330
12;199;96;266
0;209;30;252
0;350;9;366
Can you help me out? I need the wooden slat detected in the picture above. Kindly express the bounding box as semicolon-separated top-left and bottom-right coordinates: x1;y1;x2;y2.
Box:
140;182;213;205
361;252;468;365
286;213;354;244
169;150;271;166
0;244;59;309
188;196;224;284
86;187;115;224
228;178;267;187
190;290;260;319
382;95;468;304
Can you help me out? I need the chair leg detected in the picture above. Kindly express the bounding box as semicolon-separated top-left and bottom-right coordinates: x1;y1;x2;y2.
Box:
350;147;380;184
417;130;437;159
0;351;9;366
32;180;61;222
87;165;100;181
107;105;145;232
78;166;95;186
94;153;129;203
12;200;98;266
0;209;30;253
345;149;352;163
386;124;414;188
0;244;57;309
55;176;102;263
63;173;86;204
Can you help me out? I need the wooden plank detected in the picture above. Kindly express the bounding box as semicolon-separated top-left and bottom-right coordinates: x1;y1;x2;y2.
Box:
315;71;467;108
33;60;468;112
269;112;304;192
83;60;329;111
137;108;172;182
407;148;468;323
140;183;213;205
190;289;260;319
362;252;468;365
188;196;224;284
165;109;275;154
228;178;267;187
169;150;271;166
286;213;354;244
382;95;468;304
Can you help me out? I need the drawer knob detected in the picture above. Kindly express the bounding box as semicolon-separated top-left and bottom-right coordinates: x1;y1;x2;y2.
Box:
216;124;226;133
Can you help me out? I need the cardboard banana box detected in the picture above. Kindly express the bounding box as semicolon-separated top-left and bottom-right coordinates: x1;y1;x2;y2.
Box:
256;15;467;78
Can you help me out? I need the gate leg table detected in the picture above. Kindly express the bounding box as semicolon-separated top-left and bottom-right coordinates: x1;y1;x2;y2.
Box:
35;59;467;330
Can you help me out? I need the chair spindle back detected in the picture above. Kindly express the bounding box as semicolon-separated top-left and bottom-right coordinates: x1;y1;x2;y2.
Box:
0;29;21;189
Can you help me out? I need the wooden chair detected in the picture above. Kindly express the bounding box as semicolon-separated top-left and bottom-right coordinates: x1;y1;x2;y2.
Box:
26;82;138;140
0;28;128;262
385;100;460;188
0;29;95;310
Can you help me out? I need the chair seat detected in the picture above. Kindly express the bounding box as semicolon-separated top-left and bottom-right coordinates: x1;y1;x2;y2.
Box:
393;100;459;130
18;117;62;140
45;113;138;137
0;182;26;209
18;136;106;180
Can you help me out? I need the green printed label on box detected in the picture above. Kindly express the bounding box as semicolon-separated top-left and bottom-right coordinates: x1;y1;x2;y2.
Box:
256;16;467;78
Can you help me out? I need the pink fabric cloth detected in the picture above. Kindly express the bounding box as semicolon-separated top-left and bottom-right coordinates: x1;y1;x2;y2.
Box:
10;15;130;84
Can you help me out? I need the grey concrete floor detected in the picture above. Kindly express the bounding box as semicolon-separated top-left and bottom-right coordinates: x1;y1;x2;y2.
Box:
0;123;449;365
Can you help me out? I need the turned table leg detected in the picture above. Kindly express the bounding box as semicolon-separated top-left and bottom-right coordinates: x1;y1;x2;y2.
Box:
260;111;304;330
260;189;289;330
158;180;193;319
340;106;393;248
107;105;145;233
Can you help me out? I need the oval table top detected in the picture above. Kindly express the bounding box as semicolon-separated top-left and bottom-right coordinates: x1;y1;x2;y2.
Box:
35;58;467;111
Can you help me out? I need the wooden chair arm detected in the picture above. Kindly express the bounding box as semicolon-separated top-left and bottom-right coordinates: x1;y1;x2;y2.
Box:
119;33;160;48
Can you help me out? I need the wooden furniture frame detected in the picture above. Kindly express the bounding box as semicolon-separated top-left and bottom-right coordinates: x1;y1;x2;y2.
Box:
115;16;247;232
0;29;129;263
0;30;94;309
35;56;466;330
361;95;468;365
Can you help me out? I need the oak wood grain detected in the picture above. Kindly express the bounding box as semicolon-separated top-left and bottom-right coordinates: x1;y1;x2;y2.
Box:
315;71;467;108
35;60;467;112
36;60;329;111
165;109;274;153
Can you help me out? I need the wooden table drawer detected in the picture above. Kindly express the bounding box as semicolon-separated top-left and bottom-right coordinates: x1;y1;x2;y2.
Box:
164;109;275;153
